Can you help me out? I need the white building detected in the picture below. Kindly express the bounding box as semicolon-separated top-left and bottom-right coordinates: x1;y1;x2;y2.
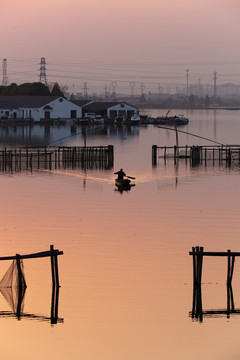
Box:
79;101;138;119
0;96;83;121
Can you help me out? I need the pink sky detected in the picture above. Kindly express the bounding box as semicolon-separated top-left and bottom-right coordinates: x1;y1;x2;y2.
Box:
1;0;240;93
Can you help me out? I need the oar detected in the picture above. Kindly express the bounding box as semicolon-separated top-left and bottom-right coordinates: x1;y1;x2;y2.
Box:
126;176;135;179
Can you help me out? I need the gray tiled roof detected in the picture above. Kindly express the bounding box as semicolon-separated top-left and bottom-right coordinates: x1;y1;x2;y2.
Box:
83;102;126;111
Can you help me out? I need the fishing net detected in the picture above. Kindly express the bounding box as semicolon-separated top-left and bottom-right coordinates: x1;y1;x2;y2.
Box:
0;260;26;314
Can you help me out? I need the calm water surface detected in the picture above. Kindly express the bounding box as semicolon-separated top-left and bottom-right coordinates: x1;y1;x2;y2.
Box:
1;109;240;360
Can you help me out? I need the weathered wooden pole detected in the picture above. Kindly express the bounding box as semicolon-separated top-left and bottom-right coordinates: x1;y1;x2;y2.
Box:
152;145;157;166
54;253;59;288
108;145;114;168
44;146;47;168
26;146;28;169
191;246;197;318
194;246;203;321
192;247;197;285
50;245;56;288
49;153;52;170
30;153;33;169
15;253;25;319
196;246;203;286
227;249;231;285
16;254;23;288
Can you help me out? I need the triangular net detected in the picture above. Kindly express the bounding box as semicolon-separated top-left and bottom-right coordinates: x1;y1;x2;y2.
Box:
0;260;26;313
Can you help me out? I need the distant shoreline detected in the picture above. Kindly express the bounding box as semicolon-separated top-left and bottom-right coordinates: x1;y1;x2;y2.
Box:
138;105;240;110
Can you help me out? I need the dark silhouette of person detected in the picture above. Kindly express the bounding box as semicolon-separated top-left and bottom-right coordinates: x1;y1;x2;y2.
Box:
114;168;126;180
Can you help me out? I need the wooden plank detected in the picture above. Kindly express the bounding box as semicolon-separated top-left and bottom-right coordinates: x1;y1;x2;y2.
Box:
0;249;63;261
189;251;240;257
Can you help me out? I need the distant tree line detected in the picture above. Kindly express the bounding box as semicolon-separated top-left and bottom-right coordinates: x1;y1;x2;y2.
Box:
0;82;65;97
135;94;238;109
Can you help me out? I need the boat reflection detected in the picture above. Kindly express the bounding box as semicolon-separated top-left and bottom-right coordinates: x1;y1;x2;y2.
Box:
115;183;136;194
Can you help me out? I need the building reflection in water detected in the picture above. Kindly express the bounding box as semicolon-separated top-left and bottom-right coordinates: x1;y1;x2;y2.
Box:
0;123;140;147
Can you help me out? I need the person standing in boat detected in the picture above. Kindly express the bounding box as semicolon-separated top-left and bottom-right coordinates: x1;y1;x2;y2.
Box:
114;168;126;180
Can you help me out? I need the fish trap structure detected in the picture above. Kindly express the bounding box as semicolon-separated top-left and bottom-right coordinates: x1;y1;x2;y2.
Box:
152;144;240;166
189;246;240;322
0;245;63;325
0;145;114;172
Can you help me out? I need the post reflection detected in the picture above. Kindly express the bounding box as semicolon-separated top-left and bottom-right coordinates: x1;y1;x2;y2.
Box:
0;284;63;325
190;283;240;322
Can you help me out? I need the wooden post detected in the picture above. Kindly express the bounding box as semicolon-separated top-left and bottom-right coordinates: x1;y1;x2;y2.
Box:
16;254;23;290
152;145;157;166
54;254;59;288
227;249;231;285
196;246;203;321
196;246;203;286
14;149;17;171
230;255;235;284
55;150;57;169
192;247;197;285
45;146;47;168
229;283;235;312
227;149;231;166
51;280;60;324
30;153;32;169
26;146;28;169
191;246;197;318
50;245;56;288
37;149;40;168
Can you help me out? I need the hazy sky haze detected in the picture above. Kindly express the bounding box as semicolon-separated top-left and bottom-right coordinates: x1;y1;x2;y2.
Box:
1;0;240;93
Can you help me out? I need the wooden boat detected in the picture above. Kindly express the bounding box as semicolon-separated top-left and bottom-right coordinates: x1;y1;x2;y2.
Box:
115;178;136;192
152;114;189;125
131;113;141;125
115;178;131;187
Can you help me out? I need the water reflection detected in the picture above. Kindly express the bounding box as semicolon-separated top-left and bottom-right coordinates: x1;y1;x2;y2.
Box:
0;249;63;325
115;183;136;194
0;284;63;325
190;283;240;322
0;123;140;146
